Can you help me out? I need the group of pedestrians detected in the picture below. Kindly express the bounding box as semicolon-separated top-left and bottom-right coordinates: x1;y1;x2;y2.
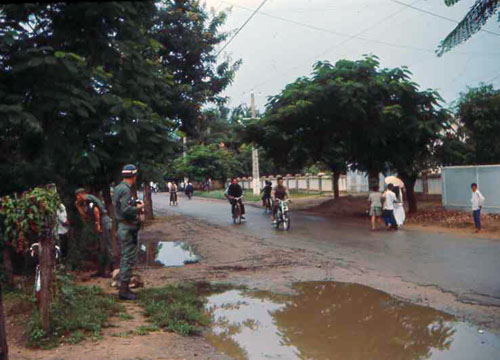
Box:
368;183;405;231
368;179;487;233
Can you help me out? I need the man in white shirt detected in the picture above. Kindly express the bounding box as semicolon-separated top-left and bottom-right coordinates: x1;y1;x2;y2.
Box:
382;184;399;231
56;203;69;257
471;183;485;232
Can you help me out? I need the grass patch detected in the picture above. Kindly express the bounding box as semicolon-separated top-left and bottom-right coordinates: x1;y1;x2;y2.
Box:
118;312;133;321
27;272;124;348
138;282;234;336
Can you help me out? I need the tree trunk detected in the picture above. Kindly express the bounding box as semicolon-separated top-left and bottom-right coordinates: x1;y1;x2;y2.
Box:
39;232;55;333
368;171;379;192
401;175;418;214
100;184;118;267
333;171;340;199
1;249;13;288
143;182;154;221
0;284;8;360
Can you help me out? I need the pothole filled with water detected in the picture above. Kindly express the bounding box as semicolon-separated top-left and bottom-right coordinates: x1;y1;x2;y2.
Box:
205;282;500;360
139;241;200;267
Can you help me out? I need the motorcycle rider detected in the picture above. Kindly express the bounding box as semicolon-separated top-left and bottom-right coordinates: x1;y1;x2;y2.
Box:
271;176;290;224
261;180;272;207
224;177;246;220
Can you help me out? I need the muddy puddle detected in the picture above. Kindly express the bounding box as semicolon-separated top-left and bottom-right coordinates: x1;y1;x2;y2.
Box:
139;241;199;267
205;282;500;360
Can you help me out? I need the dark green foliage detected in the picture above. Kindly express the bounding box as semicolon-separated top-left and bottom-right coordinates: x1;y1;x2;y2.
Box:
249;55;449;211
443;85;500;164
171;144;238;182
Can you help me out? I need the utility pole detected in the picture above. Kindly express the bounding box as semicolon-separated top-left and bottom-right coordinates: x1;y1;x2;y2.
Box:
250;92;260;196
183;136;188;186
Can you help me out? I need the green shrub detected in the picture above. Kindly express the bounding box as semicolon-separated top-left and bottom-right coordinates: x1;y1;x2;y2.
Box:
27;272;124;348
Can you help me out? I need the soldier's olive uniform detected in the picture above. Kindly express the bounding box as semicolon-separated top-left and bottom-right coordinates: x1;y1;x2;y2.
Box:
85;194;115;269
113;181;140;283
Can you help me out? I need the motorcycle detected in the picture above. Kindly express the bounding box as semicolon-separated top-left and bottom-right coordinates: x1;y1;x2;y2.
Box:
231;196;243;224
274;199;291;231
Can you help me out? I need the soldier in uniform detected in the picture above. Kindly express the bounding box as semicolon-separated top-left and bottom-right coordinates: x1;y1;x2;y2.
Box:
113;164;144;300
75;188;114;277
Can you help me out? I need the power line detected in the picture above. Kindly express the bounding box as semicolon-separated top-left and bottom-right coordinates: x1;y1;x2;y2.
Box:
223;1;498;58
388;0;500;37
215;0;269;58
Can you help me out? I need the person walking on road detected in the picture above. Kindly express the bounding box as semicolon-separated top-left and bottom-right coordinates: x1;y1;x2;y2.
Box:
368;185;383;230
113;164;144;300
471;183;485;233
75;188;114;277
393;185;406;227
382;184;399;231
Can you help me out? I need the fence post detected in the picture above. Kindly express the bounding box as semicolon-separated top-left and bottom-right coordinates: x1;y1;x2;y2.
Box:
318;173;324;194
295;174;300;192
306;173;311;194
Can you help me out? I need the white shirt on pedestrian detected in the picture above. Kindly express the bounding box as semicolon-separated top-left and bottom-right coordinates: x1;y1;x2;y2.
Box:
383;190;398;210
471;190;485;211
57;204;68;235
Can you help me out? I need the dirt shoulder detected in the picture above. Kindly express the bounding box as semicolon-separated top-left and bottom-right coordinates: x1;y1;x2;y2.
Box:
7;213;500;360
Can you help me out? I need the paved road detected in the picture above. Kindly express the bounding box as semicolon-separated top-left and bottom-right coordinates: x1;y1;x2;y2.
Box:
152;193;500;306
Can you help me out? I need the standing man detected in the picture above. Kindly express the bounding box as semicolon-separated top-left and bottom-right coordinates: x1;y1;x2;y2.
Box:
471;183;485;233
56;203;69;258
75;188;114;277
113;164;144;300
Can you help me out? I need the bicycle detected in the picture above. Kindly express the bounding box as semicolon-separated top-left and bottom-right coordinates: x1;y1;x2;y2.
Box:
29;242;62;301
273;199;291;231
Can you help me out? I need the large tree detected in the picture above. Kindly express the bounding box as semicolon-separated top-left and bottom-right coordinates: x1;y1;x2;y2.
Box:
443;85;500;165
249;56;449;211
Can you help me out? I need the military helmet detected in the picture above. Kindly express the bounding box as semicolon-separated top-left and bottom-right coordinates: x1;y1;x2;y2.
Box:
122;164;138;178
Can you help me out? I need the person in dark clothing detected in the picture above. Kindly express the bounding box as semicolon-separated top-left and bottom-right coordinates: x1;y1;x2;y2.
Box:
185;182;194;199
261;180;272;207
224;178;245;219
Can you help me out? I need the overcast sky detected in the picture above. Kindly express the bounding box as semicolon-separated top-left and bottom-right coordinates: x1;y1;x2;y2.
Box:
202;0;500;111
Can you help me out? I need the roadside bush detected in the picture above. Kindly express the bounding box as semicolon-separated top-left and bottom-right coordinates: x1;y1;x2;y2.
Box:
27;271;124;348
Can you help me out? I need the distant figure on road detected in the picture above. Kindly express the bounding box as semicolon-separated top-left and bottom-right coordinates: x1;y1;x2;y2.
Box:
368;185;383;230
382;184;399;231
471;183;485;233
393;186;406;227
185;182;194;199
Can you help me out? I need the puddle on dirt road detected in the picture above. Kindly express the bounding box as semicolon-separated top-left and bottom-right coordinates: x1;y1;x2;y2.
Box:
139;241;199;267
205;282;500;360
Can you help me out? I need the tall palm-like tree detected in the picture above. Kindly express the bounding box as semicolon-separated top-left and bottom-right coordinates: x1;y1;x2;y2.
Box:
437;0;500;56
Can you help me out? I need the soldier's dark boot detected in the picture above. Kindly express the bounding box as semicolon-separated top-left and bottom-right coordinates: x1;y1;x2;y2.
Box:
119;281;137;301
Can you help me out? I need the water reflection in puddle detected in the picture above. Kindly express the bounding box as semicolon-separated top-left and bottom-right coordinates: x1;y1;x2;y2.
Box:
139;241;199;267
205;282;500;360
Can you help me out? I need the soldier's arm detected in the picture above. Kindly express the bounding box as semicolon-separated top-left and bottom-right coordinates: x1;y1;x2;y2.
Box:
119;192;138;220
94;207;101;232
